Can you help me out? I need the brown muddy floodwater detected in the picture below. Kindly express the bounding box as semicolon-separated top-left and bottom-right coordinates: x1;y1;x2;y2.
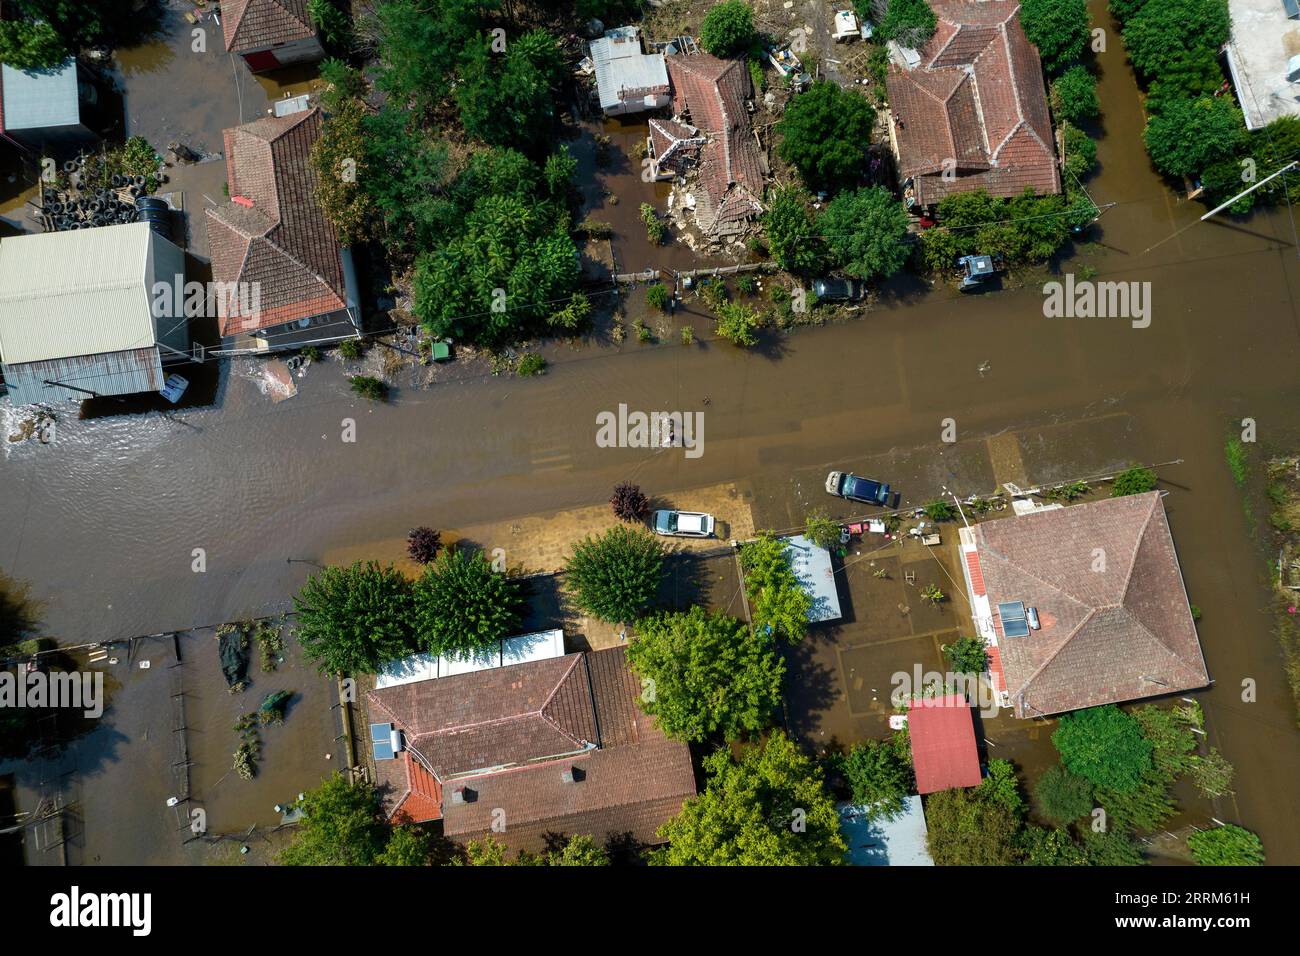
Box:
1;0;1298;861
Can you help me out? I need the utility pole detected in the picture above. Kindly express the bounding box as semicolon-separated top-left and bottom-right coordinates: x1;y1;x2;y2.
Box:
1200;161;1298;221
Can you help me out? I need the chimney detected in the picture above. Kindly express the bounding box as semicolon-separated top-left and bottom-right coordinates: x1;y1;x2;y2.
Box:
561;766;583;784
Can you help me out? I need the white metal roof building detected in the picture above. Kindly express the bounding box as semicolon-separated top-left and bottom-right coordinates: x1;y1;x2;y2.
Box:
590;26;670;115
783;534;844;623
0;222;189;405
374;629;567;689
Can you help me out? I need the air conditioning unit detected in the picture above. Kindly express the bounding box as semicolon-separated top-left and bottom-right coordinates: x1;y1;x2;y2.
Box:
1288;53;1300;84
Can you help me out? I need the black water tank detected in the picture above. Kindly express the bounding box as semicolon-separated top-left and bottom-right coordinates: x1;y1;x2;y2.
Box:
136;196;171;239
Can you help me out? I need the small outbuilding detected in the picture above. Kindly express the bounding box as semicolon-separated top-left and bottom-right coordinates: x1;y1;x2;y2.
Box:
590;26;670;115
220;0;325;74
0;222;190;405
0;58;96;150
907;694;982;794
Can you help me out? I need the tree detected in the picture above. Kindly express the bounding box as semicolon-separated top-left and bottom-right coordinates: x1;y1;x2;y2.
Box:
653;732;846;865
942;636;989;675
699;0;755;58
715;302;764;347
739;532;813;643
762;184;824;275
294;562;416;674
1051;65;1101;125
776;82;877;195
1186;824;1264;866
456;29;565;156
804;511;842;552
1144;96;1246;178
920;188;1077;270
869;0;938;48
924;787;1022;865
564;526;665;623
1095;776;1175;831
1033;764;1095;824
406;527;443;565
1019;825;1088;865
311;98;372;246
1122;0;1229;83
1061;121;1098;182
609;482;650;522
1132;702;1197;780
923;499;957;521
627;607;785;742
818;187;912;281
835;738;913;819
546;834;611;866
1082;827;1145;865
279;775;388;865
349;375;387;401
1189;748;1236;798
308;0;352;50
377;825;434;866
412;548;524;656
463;833;610;865
371;0;490;112
1052;705;1153;792
411;193;580;346
977;758;1027;817
1111;465;1157;497
0;20;66;70
1018;0;1089;75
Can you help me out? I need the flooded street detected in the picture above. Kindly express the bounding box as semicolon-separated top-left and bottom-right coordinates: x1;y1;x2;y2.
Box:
1;2;1299;861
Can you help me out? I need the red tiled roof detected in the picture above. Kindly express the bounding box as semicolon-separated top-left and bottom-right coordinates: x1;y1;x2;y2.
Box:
664;53;764;233
886;0;1060;206
964;548;986;596
366;648;697;852
205;108;348;336
908;694;982;794
221;0;316;54
973;492;1210;718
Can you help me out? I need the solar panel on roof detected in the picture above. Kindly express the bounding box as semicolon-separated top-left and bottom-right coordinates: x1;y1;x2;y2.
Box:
998;601;1030;638
370;722;396;760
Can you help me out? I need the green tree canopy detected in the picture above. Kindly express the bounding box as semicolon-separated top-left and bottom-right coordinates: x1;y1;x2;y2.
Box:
293;562;416;674
763;184;824;275
279;775;388;865
739;532;813;643
376;825;436;866
776;81;877;195
1018;825;1088;865
1143;95;1246;178
920;188;1081;270
371;0;492;111
564;525;665;623
463;833;611;866
869;0;938;48
699;0;755;57
834;737;914;820
1018;0;1090;75
628;607;785;742
1122;0;1229;83
1052;705;1154;793
976;758;1027;818
924;787;1022;865
819;186;912;281
654;732;847;865
412;547;525;657
1051;65;1101;125
411;192;579;345
456;29;565;156
0;19;66;70
1033;764;1095;824
1186;824;1264;866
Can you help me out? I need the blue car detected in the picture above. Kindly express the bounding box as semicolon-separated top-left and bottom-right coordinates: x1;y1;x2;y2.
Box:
825;471;894;506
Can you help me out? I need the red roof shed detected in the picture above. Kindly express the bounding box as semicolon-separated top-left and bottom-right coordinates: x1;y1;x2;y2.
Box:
908;694;982;794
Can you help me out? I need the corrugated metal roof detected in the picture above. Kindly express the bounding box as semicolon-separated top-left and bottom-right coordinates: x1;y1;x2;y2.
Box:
3;347;164;405
0;59;80;131
590;29;669;111
0;223;156;365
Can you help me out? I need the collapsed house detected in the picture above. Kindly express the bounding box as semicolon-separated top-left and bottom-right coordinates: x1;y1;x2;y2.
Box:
651;51;765;238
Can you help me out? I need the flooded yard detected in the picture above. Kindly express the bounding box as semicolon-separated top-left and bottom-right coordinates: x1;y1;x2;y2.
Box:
1;0;1299;863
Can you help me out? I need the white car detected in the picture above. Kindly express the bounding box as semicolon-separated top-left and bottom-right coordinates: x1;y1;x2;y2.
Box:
652;510;716;538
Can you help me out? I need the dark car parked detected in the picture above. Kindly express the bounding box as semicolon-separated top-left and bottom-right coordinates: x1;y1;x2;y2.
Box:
825;471;897;507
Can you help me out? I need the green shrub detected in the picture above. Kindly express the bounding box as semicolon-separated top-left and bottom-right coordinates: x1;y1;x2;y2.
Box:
715;302;763;347
338;338;364;360
1111;466;1157;497
700;0;755;57
646;283;670;312
349;375;387;401
641;203;667;244
516;352;547;376
1051;65;1101;124
923;499;957;521
1187;824;1264;866
1033;765;1095;824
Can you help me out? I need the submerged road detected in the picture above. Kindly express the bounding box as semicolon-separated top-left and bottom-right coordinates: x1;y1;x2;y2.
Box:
3;1;1300;859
